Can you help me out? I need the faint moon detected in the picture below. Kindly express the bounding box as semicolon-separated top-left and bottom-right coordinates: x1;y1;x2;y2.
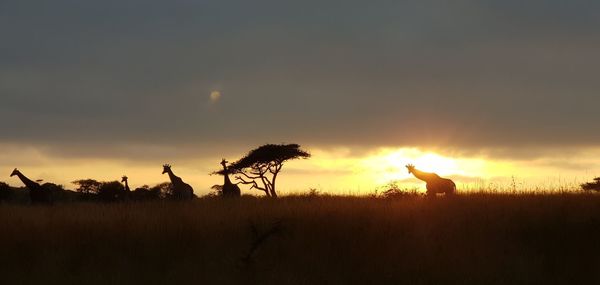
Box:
210;90;221;102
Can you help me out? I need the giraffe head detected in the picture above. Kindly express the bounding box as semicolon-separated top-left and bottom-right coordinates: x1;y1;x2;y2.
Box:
10;168;19;177
406;164;416;174
162;164;171;174
121;176;128;183
221;159;228;167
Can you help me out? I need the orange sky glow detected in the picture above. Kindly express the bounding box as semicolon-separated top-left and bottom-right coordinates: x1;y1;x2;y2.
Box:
2;145;597;196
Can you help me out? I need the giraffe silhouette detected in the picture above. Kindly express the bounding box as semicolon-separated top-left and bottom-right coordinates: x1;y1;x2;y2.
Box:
10;168;53;204
121;176;131;192
220;159;241;198
406;164;455;196
121;175;131;201
162;164;194;200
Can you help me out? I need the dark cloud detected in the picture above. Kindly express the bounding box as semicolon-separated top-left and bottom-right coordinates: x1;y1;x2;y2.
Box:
1;0;599;159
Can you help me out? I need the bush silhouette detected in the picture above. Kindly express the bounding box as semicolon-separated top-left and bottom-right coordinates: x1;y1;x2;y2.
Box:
209;184;224;197
378;181;421;199
581;177;600;192
148;182;175;199
0;182;12;202
72;179;129;202
70;179;181;202
131;185;161;201
72;179;102;200
98;181;126;202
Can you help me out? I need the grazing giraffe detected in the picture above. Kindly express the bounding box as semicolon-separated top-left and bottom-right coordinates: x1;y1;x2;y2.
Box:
406;164;456;196
162;164;194;200
10;168;53;204
220;159;241;198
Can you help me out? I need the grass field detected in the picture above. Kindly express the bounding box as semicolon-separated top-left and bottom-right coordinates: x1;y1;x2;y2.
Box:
1;194;600;284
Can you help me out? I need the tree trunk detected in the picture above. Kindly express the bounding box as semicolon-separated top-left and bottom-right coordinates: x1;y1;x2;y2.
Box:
270;170;279;198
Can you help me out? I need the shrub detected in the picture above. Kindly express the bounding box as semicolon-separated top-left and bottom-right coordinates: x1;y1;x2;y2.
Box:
581;177;600;192
379;181;421;199
0;182;12;202
98;181;126;202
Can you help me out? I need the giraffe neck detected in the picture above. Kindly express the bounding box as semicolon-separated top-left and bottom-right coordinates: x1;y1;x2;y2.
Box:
16;172;40;189
167;170;180;185
411;169;436;182
222;165;232;185
124;180;130;192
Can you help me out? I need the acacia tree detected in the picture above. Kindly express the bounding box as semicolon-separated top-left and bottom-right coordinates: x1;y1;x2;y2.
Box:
225;144;310;197
72;179;102;195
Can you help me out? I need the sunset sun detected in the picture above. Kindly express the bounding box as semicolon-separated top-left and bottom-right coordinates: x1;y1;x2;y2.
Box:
351;148;505;187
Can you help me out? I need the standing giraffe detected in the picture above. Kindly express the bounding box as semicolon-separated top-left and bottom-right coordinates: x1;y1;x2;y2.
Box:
10;168;53;204
220;159;241;198
121;176;131;192
406;164;456;196
121;175;131;201
162;164;194;200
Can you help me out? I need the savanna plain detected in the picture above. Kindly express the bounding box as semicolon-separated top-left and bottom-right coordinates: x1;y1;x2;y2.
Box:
1;193;600;285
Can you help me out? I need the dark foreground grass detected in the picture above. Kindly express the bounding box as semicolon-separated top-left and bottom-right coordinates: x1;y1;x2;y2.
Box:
1;194;600;284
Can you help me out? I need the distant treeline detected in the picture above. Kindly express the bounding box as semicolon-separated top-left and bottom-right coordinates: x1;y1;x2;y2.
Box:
0;180;183;204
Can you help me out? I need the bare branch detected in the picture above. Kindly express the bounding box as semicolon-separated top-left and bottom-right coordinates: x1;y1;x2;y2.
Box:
237;172;261;181
235;176;253;184
235;176;259;188
235;176;267;192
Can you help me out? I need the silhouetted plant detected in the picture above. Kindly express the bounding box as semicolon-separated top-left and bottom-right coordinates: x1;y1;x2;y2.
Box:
307;188;320;197
581;177;600;192
51;186;80;203
72;179;102;194
42;183;63;192
98;181;125;202
72;179;129;202
129;185;160;201
72;179;102;201
223;144;310;197
209;184;224;197
379;181;420;199
150;182;175;199
129;185;160;202
0;182;12;202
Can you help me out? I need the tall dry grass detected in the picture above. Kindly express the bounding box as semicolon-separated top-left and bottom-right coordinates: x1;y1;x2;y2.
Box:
1;194;600;284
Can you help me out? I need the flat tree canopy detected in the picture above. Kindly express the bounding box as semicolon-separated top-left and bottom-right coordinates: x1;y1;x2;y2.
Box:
224;144;310;197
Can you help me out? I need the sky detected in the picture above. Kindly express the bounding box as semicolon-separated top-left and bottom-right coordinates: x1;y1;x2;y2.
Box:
1;1;599;194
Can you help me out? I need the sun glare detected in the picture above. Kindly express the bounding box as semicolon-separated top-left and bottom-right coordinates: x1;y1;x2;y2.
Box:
412;153;458;175
359;148;491;185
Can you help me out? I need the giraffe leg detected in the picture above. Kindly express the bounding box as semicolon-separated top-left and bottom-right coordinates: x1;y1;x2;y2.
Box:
425;184;436;198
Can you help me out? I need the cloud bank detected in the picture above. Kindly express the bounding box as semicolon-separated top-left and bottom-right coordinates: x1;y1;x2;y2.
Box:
1;0;599;162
